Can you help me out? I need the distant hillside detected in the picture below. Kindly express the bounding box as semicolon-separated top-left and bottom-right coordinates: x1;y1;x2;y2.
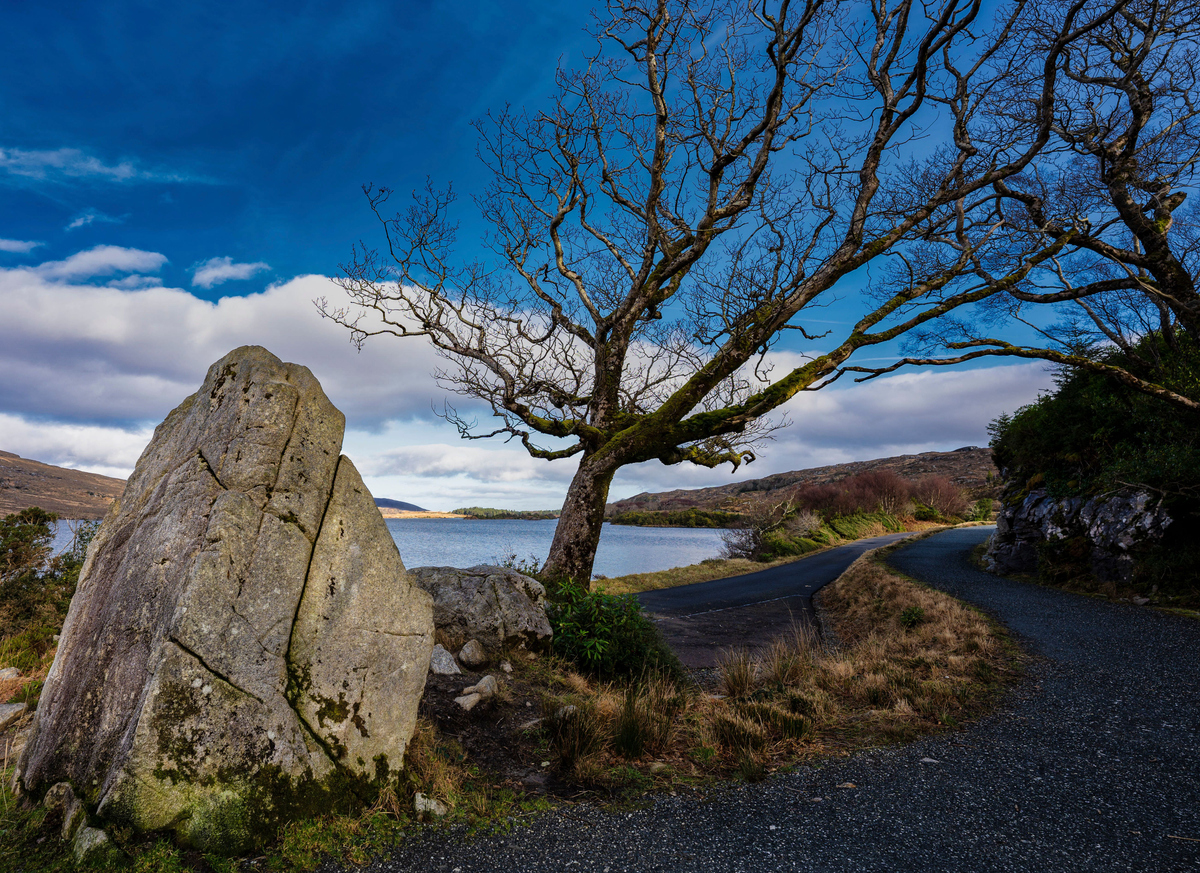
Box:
607;447;997;517
374;498;427;512
0;450;126;519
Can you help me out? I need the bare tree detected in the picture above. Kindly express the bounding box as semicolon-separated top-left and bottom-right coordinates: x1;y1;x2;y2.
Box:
320;0;1118;583
851;0;1200;411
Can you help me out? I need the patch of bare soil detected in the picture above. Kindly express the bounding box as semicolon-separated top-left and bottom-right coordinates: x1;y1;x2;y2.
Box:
417;665;581;798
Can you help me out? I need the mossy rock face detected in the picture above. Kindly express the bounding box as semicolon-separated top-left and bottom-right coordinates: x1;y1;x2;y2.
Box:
14;346;434;851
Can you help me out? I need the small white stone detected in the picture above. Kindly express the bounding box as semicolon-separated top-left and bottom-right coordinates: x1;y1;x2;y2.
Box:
454;693;483;712
0;703;27;731
413;792;449;820
73;826;111;863
201;685;213;696
500;660;513;674
462;675;498;698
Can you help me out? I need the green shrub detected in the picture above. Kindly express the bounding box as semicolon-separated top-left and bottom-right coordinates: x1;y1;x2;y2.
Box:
546;580;684;680
899;606;926;629
968;498;993;522
913;504;940;522
989;335;1200;497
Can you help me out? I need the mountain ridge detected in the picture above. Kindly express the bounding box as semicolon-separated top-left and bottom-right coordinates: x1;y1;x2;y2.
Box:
606;447;997;516
0;450;127;519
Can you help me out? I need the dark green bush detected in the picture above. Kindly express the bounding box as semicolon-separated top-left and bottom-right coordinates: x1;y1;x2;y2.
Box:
989;336;1200;498
547;580;684;680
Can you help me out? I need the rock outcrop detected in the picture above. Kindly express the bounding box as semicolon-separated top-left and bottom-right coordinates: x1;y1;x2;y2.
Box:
985;488;1172;582
408;565;552;652
14;346;434;851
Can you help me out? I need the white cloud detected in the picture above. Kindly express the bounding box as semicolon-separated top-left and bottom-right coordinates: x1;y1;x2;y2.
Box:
32;245;167;281
366;443;576;484
605;363;1055;501
0;248;1057;510
0;261;447;428
0;147;208;185
66;209;122;230
0;414;154;480
192;256;271;289
0;238;42;253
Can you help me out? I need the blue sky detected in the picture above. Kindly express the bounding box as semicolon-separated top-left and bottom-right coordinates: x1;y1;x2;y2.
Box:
0;0;1054;511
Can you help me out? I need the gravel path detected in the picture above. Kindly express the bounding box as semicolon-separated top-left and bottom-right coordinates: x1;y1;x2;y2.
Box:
356;527;1200;873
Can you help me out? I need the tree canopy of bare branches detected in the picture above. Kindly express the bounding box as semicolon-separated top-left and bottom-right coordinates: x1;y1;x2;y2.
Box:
850;0;1200;412
320;0;1127;583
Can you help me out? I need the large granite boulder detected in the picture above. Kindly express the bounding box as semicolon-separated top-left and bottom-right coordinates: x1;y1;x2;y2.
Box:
408;565;551;652
14;346;434;852
986;487;1172;582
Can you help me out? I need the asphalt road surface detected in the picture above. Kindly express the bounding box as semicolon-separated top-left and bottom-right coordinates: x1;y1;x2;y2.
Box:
637;531;915;667
356;527;1200;873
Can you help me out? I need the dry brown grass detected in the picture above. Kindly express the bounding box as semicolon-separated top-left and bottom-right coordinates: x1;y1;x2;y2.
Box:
538;545;1018;790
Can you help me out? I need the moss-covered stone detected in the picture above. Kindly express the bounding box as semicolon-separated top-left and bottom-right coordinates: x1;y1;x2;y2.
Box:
14;346;434;853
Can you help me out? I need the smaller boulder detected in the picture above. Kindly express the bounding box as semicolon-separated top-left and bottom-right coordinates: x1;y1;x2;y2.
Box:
429;643;462;675
0;667;20;680
458;639;488;669
409;565;552;652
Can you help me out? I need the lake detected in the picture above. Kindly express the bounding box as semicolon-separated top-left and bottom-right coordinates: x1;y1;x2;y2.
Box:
49;518;730;579
385;518;728;578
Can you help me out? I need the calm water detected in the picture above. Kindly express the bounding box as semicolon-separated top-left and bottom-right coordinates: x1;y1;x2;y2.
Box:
386;518;727;578
49;518;730;579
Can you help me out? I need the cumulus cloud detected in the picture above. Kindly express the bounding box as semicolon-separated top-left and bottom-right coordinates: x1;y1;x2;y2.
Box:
32;245;167;281
0;414;154;480
0;247;1056;509
0;238;42;253
66;208;122;230
365;443;577;484
0;147;208;185
192;256;271;289
602;362;1054;500
0;260;446;429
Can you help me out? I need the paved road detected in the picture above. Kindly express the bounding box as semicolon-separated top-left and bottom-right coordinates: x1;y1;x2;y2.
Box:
636;531;914;667
361;527;1200;872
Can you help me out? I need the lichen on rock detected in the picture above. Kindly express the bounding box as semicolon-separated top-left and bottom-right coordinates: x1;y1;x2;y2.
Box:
13;346;434;852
